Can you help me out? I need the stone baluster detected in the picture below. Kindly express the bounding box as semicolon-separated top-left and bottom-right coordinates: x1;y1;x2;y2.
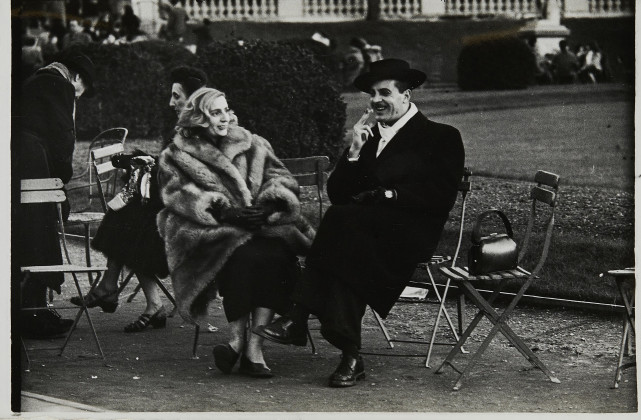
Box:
195;0;205;20
469;0;478;16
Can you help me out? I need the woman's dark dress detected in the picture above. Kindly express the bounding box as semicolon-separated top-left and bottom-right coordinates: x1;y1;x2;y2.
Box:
215;236;299;322
91;165;169;278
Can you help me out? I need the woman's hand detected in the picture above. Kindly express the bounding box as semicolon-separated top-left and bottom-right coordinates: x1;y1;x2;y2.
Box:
214;206;267;230
349;108;374;159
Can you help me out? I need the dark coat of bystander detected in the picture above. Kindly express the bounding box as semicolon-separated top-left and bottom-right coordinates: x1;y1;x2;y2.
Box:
15;68;78;293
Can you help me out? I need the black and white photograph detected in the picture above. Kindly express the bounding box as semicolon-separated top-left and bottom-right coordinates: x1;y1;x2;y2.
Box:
7;0;638;417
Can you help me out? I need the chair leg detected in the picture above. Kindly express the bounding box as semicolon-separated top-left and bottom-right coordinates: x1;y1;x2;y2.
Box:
425;278;467;368
447;280;559;390
371;307;394;349
83;223;94;285
457;291;466;335
192;325;200;359
21;338;31;371
425;268;468;367
307;329;316;355
60;272;105;359
613;318;630;389
127;283;143;303
153;277;177;312
117;270;136;297
436;280;517;374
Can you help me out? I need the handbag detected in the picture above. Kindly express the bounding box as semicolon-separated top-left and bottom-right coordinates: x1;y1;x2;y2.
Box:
468;209;518;275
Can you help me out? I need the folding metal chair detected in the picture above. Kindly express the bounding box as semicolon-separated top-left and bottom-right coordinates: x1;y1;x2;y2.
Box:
190;156;331;358
435;170;561;391
20;178;108;369
65;128;128;285
368;168;472;367
606;268;635;389
67;128;129;212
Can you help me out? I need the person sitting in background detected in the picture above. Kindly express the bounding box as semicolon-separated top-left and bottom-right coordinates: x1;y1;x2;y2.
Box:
156;87;315;378
193;18;214;50
551;40;579;84
21;33;44;79
120;5;141;39
526;36;553;85
62;19;93;49
341;38;366;88
70;66;210;333
82;19;99;42
39;32;60;64
579;41;604;84
159;0;188;43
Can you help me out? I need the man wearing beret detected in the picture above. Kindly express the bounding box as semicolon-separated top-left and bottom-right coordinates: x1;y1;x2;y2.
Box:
15;52;96;338
256;59;465;387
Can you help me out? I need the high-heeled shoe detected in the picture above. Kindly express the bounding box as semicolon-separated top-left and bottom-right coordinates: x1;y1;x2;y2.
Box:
70;290;119;313
124;307;167;333
212;343;240;374
238;355;274;378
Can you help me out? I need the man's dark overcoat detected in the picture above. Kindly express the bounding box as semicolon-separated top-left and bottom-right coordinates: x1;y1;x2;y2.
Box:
305;110;465;317
15;68;77;292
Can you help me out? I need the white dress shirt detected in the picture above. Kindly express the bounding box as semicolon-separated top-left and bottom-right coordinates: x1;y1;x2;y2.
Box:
376;102;418;157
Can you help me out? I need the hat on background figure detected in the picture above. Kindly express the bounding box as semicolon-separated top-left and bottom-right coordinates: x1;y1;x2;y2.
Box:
57;51;96;97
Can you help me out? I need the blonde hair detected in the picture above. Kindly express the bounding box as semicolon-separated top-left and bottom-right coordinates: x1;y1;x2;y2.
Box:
177;87;226;128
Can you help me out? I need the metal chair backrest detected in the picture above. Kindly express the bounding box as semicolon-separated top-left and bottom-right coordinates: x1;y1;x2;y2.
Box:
68;128;128;211
20;178;73;262
282;156;331;223
91;142;127;212
449;167;473;267
518;170;560;276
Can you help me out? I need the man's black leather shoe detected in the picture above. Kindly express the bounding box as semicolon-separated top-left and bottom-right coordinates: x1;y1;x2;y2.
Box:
21;309;74;339
253;316;308;346
328;354;365;387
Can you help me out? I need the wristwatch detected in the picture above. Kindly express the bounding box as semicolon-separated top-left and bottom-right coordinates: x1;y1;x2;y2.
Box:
384;189;397;200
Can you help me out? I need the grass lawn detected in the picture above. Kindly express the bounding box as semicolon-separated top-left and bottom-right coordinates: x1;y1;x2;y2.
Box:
439;101;635;190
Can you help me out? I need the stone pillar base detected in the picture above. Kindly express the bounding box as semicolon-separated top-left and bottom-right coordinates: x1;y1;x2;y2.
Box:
518;20;571;56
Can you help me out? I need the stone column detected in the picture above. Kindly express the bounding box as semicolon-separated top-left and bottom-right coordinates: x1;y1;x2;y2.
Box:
132;0;160;36
518;0;571;57
421;0;446;19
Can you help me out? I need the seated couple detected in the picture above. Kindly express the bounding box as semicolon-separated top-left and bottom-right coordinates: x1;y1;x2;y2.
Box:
155;59;465;385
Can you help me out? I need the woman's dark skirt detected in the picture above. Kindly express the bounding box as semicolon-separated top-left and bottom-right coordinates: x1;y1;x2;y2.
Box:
216;236;299;322
91;200;169;278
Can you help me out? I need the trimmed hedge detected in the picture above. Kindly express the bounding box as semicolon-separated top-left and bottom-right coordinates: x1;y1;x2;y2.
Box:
457;36;536;90
280;38;343;89
196;40;346;160
71;43;165;138
66;40;346;162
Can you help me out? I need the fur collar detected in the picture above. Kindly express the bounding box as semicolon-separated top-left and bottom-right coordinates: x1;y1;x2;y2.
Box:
174;125;253;164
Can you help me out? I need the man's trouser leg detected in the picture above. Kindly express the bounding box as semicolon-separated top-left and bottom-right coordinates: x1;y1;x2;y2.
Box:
294;268;366;353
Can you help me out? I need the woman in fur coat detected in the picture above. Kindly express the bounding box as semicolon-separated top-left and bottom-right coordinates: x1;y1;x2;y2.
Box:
157;87;315;378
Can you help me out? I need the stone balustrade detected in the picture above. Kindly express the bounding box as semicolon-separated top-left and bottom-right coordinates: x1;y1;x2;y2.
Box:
132;0;634;26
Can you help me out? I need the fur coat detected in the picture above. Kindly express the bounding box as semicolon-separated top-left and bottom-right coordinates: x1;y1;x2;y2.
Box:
157;125;315;323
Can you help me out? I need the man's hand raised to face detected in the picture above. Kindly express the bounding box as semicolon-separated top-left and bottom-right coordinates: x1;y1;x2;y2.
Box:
348;108;374;159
